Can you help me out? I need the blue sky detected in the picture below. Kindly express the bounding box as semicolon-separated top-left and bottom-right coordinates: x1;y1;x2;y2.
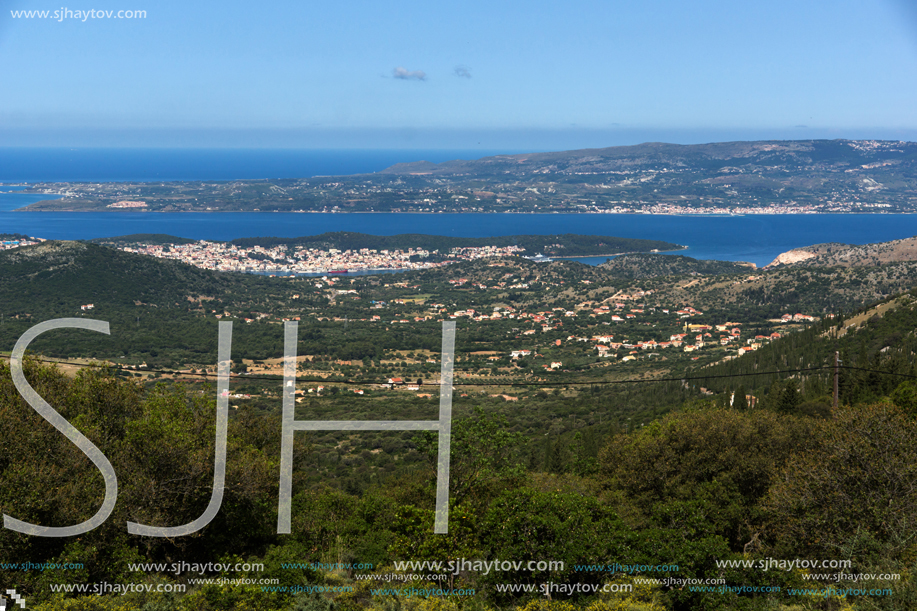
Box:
1;0;916;149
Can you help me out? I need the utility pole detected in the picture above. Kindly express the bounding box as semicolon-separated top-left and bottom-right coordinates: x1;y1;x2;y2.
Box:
833;351;840;411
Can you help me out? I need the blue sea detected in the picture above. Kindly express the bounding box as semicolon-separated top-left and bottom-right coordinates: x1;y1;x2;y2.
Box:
1;148;916;268
0;148;518;182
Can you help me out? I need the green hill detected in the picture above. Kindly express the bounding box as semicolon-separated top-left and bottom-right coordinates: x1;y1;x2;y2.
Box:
1;241;253;307
0;241;308;363
679;288;917;412
600;253;755;278
89;233;198;246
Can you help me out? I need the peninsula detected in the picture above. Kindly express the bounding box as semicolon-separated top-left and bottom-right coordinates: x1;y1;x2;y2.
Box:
87;232;684;275
9;139;917;214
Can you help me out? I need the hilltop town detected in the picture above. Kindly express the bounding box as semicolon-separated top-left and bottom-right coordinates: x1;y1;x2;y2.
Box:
117;240;526;274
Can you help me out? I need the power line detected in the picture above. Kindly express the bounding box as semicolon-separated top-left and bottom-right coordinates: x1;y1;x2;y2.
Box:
16;357;917;389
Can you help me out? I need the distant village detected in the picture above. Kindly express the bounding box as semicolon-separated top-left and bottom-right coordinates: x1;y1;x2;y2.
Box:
300;274;819;385
283;287;819;399
442;297;818;367
577;202;891;214
118;240;526;274
0;237;44;250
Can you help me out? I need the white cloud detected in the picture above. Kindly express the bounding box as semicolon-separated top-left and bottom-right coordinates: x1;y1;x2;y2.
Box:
392;67;427;81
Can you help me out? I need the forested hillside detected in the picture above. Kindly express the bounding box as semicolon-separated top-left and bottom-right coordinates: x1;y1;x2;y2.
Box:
3;238;917;610
599;253;754;278
4;331;917;610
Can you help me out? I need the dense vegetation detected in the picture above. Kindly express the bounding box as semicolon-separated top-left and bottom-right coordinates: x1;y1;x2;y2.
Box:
599;254;754;278
4;341;917;610
4;238;917;609
89;233;199;246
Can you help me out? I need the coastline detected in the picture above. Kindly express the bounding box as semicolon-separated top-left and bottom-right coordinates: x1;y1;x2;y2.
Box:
2;211;915;269
549;247;689;260
10;206;911;215
3;190;912;216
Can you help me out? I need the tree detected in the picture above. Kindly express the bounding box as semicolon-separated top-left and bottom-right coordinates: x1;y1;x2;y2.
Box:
480;488;628;598
415;407;525;508
777;379;800;413
600;405;813;550
890;380;917;416
766;402;917;561
0;358;278;603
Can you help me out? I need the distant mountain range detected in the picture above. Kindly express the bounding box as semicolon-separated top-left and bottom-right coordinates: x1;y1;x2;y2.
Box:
374;139;917;211
380;139;917;178
16;139;917;213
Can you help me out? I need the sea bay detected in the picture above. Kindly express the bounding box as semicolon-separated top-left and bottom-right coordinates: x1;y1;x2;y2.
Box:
2;147;917;268
2;198;917;268
0;147;517;182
